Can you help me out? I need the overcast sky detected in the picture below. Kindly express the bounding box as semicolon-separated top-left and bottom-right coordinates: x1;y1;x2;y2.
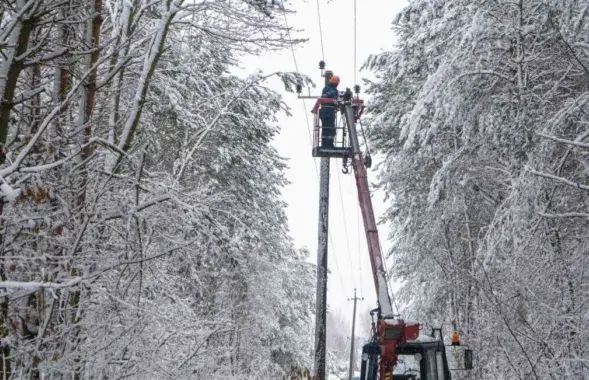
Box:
240;0;408;335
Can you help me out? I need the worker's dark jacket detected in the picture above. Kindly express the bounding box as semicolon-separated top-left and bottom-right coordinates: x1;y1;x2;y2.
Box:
319;83;338;119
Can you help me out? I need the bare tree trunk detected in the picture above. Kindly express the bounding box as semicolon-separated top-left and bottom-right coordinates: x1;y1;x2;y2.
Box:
0;0;39;165
52;6;72;140
70;2;103;378
76;0;103;204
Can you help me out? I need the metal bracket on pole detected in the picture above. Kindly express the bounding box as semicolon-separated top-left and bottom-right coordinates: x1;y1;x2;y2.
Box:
296;61;329;100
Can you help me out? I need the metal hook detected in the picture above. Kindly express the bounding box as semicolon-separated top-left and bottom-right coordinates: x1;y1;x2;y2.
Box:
342;154;350;174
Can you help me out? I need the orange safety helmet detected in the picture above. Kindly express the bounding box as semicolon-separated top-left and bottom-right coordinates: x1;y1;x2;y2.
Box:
451;331;461;346
330;75;340;85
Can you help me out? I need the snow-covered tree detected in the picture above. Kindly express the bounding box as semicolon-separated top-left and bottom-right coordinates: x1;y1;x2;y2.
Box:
365;0;589;378
0;0;315;379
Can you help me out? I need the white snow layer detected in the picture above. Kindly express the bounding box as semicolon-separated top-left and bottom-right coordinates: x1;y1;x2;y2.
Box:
0;177;21;202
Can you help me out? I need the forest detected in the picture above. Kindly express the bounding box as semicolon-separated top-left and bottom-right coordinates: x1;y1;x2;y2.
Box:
0;0;316;378
1;0;589;379
364;0;589;378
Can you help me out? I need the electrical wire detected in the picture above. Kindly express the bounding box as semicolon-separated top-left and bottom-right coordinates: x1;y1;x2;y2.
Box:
358;118;372;157
315;0;326;61
352;0;368;301
378;238;402;315
335;159;357;290
281;11;311;139
353;0;357;85
283;0;375;301
357;203;363;297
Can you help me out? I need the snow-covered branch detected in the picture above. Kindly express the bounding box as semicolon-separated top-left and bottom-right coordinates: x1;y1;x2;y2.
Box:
0;0;316;377
537;132;589;149
0;44;124;178
535;211;589;218
526;166;589;191
450;70;515;85
0;277;84;291
102;195;172;221
0;237;199;293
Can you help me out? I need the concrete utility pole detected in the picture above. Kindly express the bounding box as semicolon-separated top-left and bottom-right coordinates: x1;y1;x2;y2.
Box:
348;289;363;380
313;69;333;380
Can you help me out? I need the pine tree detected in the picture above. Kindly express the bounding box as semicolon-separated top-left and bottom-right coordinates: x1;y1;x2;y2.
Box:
365;0;589;378
0;0;315;378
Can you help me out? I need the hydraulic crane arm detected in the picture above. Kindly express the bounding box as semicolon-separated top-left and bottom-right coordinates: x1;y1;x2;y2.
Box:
342;100;394;318
340;91;419;379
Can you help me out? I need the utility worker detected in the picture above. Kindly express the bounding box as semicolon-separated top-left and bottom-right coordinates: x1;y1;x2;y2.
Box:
319;75;340;148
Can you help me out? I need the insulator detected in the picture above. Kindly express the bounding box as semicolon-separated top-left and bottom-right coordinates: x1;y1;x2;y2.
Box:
354;84;360;94
343;88;353;101
319;60;325;70
296;83;302;94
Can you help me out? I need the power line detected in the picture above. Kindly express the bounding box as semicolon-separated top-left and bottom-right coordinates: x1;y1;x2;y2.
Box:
357;203;363;297
335;158;357;289
353;0;357;85
315;0;326;61
349;0;365;297
281;11;311;138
